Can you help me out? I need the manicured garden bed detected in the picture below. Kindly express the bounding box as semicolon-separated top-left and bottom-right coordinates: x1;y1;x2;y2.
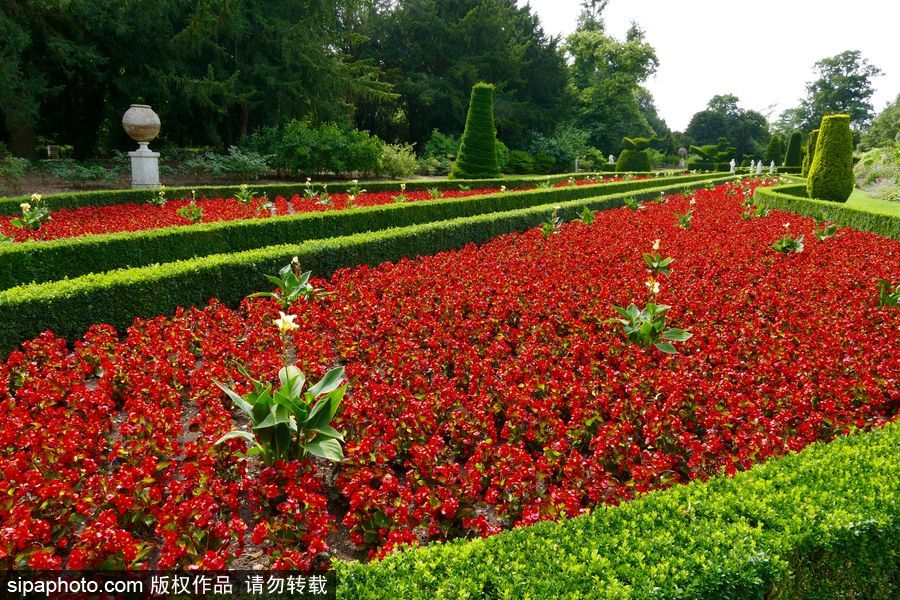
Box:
2;180;896;574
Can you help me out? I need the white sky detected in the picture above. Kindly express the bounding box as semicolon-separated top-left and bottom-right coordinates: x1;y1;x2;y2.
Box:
520;0;900;131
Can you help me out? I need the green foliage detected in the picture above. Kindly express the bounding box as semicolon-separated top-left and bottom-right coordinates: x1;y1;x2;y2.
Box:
764;134;785;165
0;174;731;352
613;302;692;354
182;146;270;180
506;150;534;174
176;200;203;224
247;258;329;310
771;231;805;254
248;120;385;177
807;114;854;202
801;129;819;177
10;194;50;230
616;149;651;172
336;422;900;598
494;139;510;172
876;279;899;307
377;143;417;179
217;364;346;466
449;83;500;179
862;94;900;149
784;131;803;167
753;184;900;239
46;160;117;187
528;125;591;173
0;156;30;193
854;144;900;202
685;94;768;160
566;22;659;152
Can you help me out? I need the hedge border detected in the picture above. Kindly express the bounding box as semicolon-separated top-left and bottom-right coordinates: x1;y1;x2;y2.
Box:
0;175;735;354
754;183;900;239
0;171;678;215
0;173;717;289
335;422;899;599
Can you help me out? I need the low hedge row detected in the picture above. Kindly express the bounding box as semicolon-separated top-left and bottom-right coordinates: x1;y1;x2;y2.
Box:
336;422;900;599
0;176;734;354
754;184;900;239
0;173;718;289
0;171;666;215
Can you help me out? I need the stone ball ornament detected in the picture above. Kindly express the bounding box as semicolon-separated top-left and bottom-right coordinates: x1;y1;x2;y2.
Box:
122;104;161;143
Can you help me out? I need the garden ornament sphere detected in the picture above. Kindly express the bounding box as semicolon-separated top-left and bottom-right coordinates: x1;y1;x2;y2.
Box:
122;104;161;143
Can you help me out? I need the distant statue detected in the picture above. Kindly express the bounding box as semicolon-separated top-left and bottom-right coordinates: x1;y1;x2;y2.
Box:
756;161;762;175
608;154;616;165
769;160;775;174
729;158;736;173
678;147;687;169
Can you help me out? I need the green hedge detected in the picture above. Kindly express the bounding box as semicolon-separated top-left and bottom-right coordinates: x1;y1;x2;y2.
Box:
784;131;803;167
0;173;608;216
0;176;733;354
754;184;900;239
616;149;651;172
0;173;718;289
335;422;899;599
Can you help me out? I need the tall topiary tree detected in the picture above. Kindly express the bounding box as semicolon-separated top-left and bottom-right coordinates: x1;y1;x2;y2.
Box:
807;114;853;202
449;83;500;179
784;131;802;167
616;136;653;172
801;129;819;177
764;134;784;165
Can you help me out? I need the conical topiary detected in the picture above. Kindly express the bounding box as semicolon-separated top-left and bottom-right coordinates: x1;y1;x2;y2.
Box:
801;129;819;177
449;83;500;179
764;134;784;165
784;131;802;167
807;114;853;202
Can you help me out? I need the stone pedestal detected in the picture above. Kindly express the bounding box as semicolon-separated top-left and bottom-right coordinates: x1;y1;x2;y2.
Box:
129;142;160;188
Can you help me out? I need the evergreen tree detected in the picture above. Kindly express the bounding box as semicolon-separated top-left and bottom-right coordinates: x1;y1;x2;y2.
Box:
784;131;803;167
807;114;854;202
449;83;500;179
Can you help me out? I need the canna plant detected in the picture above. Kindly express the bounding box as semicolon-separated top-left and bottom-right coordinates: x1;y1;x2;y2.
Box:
177;200;203;223
428;187;443;199
876;279;899;307
11;194;50;230
149;186;167;207
612;302;693;355
643;240;674;275
624;196;643;211
248;258;329;309
673;199;696;229
772;224;804;254
541;207;562;239
576;206;595;225
216;362;348;465
235;184;256;204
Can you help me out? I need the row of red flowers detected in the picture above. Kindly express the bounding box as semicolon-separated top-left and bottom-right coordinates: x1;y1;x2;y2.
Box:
1;179;896;570
0;177;631;243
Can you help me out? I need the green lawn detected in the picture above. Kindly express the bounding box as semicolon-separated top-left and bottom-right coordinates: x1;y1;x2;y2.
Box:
846;187;900;217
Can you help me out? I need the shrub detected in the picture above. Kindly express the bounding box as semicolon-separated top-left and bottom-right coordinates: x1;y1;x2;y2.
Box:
807;114;854;202
182;146;271;180
450;83;501;179
248;120;384;177
377;143;417;178
494;139;509;173
801;129;819;177
46;160;117;187
784;131;802;167
764;134;785;165
854;144;900;201
616;138;654;172
527;125;590;173
506;150;534;174
0;156;29;193
531;153;557;174
421;130;460;162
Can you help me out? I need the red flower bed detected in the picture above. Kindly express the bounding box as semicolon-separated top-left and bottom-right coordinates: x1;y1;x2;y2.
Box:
1;179;897;569
0;177;631;243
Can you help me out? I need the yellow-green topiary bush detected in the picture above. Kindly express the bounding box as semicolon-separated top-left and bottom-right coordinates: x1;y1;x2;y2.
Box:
807;114;854;202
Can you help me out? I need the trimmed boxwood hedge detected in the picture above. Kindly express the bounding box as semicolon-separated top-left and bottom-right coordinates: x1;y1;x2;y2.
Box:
0;175;734;354
0;172;609;216
0;173;719;289
336;422;900;599
807;114;854;202
753;183;900;239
